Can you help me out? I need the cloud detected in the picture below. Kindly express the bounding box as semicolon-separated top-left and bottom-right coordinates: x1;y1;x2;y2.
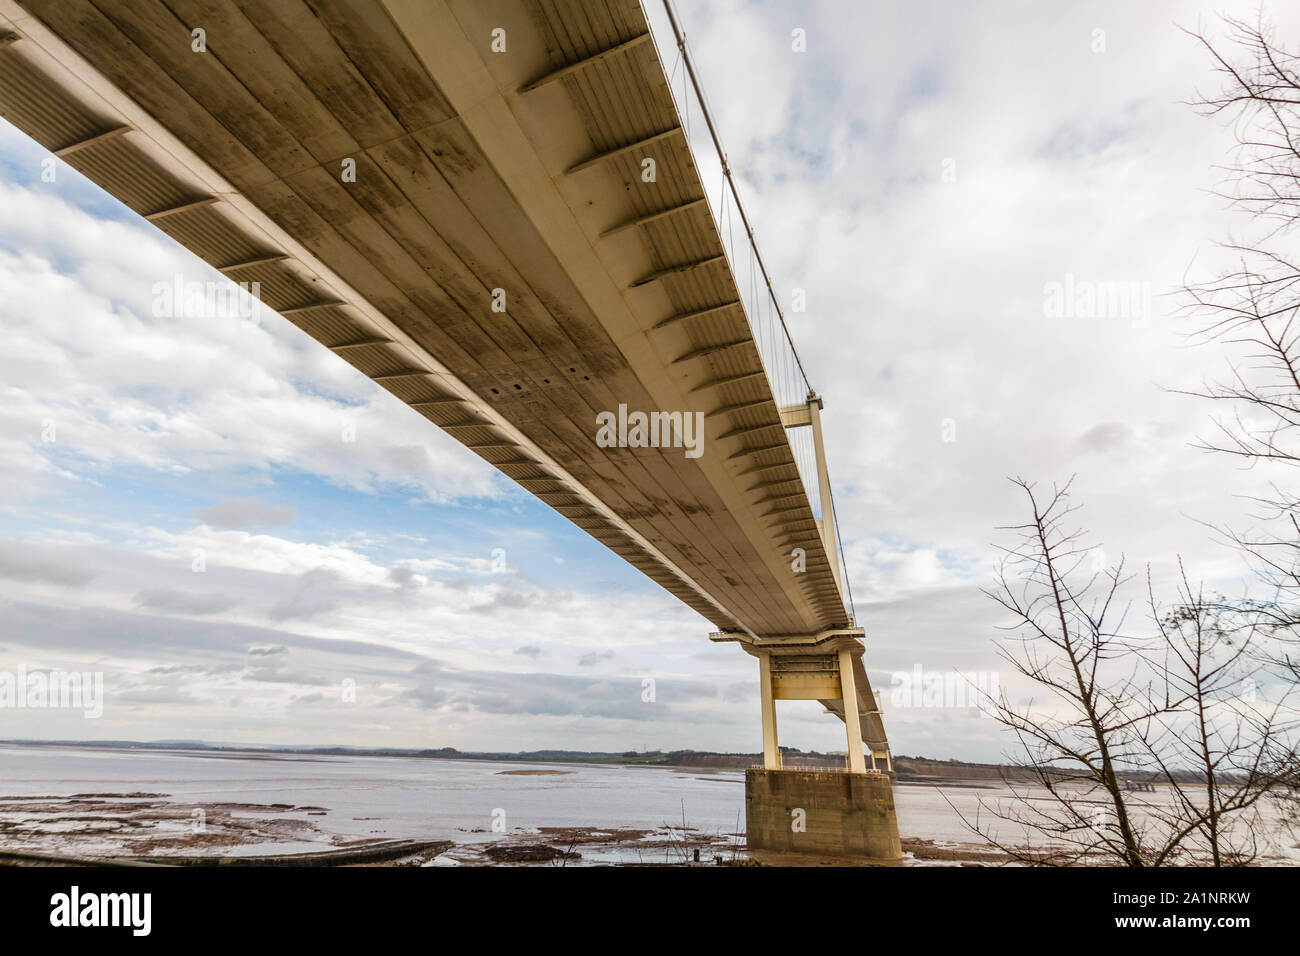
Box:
0;538;95;587
1077;422;1136;455
245;645;288;670
267;569;344;622
578;650;616;667
402;682;448;709
196;497;297;529
386;566;420;588
134;587;237;616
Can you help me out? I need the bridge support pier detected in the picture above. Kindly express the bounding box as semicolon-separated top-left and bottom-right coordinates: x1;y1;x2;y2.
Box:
745;768;902;862
730;630;901;862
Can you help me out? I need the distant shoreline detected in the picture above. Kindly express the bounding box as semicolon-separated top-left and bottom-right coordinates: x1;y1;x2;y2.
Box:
0;738;1182;786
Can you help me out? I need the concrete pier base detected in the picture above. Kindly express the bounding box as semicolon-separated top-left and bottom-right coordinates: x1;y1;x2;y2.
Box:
746;768;902;863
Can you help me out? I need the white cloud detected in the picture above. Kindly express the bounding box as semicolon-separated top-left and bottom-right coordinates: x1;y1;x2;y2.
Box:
196;497;297;529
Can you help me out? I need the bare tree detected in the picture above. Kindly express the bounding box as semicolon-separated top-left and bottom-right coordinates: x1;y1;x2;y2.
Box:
1181;15;1300;681
961;478;1296;866
1175;15;1300;841
1142;567;1296;865
970;478;1150;865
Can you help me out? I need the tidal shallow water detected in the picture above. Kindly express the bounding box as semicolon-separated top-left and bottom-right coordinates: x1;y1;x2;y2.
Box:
1;743;1295;865
0;743;752;864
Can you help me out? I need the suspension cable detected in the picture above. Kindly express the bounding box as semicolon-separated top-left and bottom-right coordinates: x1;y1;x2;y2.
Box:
660;0;812;395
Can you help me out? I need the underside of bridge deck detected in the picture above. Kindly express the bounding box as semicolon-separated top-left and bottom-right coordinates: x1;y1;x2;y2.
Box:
0;0;896;807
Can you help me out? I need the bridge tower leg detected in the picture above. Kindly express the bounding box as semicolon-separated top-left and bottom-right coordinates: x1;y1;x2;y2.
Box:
837;646;867;774
779;393;845;607
806;393;843;600
758;652;781;770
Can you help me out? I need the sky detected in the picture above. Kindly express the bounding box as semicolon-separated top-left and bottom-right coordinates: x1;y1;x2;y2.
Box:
1;0;1297;762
